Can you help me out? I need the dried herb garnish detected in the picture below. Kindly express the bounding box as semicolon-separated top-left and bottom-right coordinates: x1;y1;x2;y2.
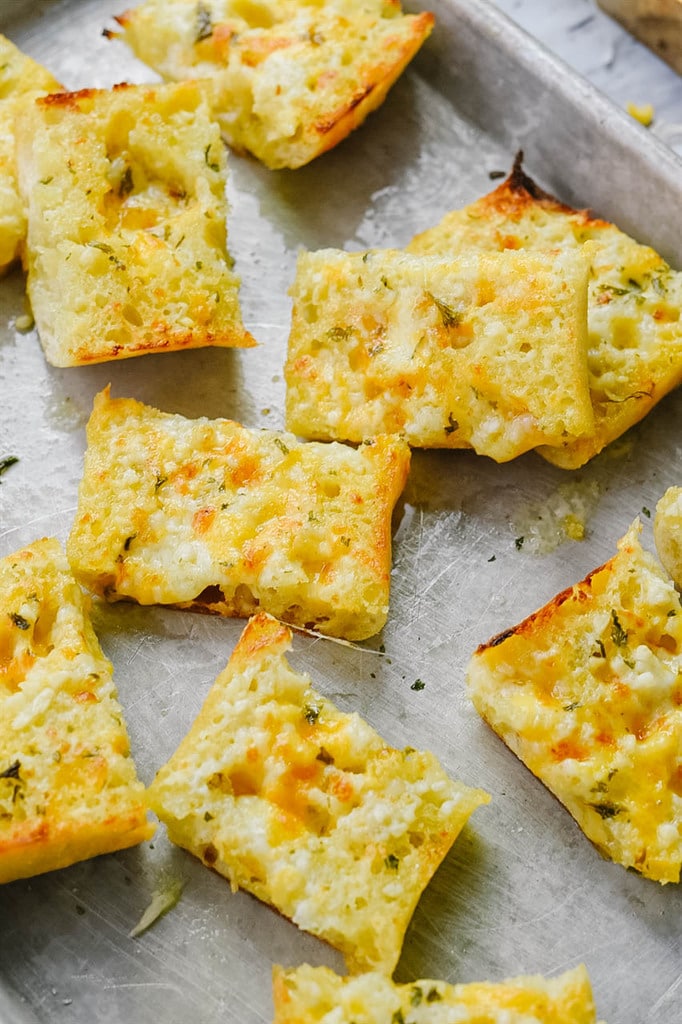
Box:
426;988;442;1003
411;678;425;691
326;325;352;341
427;291;461;328
0;455;18;480
515;536;525;551
204;143;220;172
590;802;624;819
444;412;459;435
195;2;213;42
273;437;290;456
303;703;320;724
384;853;400;869
0;760;21;780
610;610;628;647
117;165;134;197
9;613;30;630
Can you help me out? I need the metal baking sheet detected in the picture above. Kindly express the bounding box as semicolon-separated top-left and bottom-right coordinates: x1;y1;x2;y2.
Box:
1;1;681;1021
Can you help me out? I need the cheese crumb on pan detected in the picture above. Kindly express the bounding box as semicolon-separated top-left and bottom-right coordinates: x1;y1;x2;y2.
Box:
467;520;682;884
409;154;682;469
110;0;434;169
15;79;254;366
0;34;62;275
285;246;593;462
148;612;489;973
654;486;682;588
67;388;411;641
0;538;153;885
272;963;603;1024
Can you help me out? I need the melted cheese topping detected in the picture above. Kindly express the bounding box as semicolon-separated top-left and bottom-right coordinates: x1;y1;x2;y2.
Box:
148;612;489;972
15;79;253;366
115;0;433;168
467;521;682;883
285;247;593;462
273;963;602;1024
0;538;153;884
409;167;682;469
67;388;411;641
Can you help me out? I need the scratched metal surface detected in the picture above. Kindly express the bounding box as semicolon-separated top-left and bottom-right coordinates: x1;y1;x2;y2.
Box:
0;0;681;1021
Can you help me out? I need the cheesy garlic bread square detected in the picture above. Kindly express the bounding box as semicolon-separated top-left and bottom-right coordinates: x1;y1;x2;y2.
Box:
409;155;682;469
272;963;603;1024
467;521;682;883
110;0;434;169
148;612;489;972
67;388;410;641
0;538;153;885
284;246;593;462
15;79;253;366
654;486;682;589
0;34;61;275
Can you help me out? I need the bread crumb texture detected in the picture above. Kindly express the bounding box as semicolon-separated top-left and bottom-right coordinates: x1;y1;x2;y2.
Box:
67;388;410;641
272;963;602;1024
654;486;682;588
0;537;153;885
467;520;682;883
409;157;682;469
113;0;434;168
15;79;253;366
148;612;489;972
285;246;593;462
0;34;62;275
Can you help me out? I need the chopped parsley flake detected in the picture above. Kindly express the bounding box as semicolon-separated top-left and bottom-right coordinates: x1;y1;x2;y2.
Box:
641;506;651;518
427;291;461;327
0;760;21;780
610;610;628;647
410;678;425;691
0;455;19;480
515;536;525;551
303;703;320;724
195;2;213;41
9;613;30;630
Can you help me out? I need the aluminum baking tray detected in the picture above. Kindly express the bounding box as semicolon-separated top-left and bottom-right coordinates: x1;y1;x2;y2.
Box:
1;1;681;1021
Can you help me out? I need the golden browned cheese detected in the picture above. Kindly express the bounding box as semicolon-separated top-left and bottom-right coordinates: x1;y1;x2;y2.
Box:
15;80;254;366
467;521;682;884
148;612;489;972
0;34;62;274
272;963;603;1024
409;155;682;469
285;246;593;462
0;538;153;884
67;388;411;641
111;0;434;169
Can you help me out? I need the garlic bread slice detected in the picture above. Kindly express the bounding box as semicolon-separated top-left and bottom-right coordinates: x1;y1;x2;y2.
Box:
409;156;682;469
148;612;489;972
15;79;253;366
272;963;603;1024
0;538;153;884
467;521;682;883
111;0;434;169
285;246;593;462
